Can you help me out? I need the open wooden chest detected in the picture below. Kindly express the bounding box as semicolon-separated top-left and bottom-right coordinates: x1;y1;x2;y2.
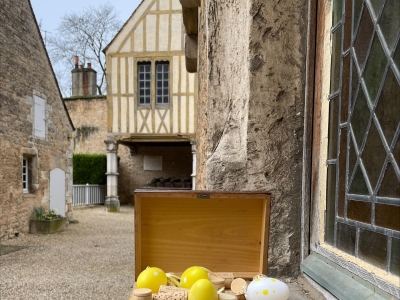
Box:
133;190;271;286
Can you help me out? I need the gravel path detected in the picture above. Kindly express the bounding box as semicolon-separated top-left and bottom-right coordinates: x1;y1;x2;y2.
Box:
0;205;135;300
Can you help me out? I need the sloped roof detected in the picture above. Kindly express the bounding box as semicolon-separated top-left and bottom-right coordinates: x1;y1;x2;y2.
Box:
28;0;75;130
102;0;146;54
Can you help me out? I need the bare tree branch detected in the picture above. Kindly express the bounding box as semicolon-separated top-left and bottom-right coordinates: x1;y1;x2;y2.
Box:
47;3;122;97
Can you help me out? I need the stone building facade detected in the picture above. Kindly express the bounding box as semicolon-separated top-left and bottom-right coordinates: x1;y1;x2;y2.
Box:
181;0;399;298
0;0;74;240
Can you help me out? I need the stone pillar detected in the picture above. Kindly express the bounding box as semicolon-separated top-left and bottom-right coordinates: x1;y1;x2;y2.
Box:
104;140;120;212
191;141;196;190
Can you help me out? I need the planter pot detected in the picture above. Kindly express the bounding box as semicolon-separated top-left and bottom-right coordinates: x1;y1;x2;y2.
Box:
29;218;66;234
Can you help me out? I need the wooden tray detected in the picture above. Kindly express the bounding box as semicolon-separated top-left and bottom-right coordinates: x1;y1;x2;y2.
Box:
134;190;271;279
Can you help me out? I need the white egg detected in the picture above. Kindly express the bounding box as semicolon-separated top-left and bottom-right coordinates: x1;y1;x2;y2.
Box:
245;277;289;300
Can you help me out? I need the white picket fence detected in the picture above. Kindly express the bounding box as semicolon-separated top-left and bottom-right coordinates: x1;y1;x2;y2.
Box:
72;184;106;206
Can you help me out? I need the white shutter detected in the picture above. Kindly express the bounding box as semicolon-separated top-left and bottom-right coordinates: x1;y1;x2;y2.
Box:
34;95;46;138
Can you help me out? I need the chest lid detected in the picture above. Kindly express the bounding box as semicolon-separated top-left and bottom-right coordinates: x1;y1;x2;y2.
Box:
134;190;271;279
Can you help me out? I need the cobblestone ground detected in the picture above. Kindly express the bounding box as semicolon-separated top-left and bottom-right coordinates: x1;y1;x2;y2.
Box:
0;205;135;300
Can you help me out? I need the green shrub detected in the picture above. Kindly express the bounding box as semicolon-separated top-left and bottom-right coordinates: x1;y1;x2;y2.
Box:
73;154;107;185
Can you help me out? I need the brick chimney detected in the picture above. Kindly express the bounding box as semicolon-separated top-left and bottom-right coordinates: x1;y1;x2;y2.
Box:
71;56;97;96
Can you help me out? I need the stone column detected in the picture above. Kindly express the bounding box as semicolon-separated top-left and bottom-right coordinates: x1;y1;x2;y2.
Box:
191;141;196;190
104;140;120;212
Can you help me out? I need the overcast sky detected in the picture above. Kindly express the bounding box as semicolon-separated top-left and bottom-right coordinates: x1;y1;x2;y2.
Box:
31;0;142;37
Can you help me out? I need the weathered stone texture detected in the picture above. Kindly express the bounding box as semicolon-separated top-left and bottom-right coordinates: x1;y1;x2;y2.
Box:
197;0;307;277
0;0;73;240
64;96;108;155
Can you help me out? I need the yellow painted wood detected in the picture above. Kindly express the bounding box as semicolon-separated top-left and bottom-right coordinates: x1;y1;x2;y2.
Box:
134;191;270;278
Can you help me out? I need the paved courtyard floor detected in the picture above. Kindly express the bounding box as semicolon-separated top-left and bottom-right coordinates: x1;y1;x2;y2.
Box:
0;205;326;300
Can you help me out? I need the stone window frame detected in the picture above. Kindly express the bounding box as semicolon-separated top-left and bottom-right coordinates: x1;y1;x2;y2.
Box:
21;148;38;195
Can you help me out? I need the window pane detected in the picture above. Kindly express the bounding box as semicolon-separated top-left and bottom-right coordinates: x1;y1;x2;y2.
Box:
363;34;387;104
343;0;352;51
353;0;364;36
139;73;144;80
391;238;400;276
349;165;369;195
333;0;343;26
341;54;350;122
358;229;387;269
348;137;357;177
351;87;370;148
347;200;371;223
157;96;162;104
157;88;162;96
375;204;400;231
361;122;386;191
379;0;400;51
328;97;339;159
337;222;356;255
330;27;342;93
146;73;151;80
375;68;400;145
338;128;347;217
354;6;374;70
157;81;163;88
394;42;400;70
325;164;337;245
377;162;400;198
163;88;168;95
369;0;384;18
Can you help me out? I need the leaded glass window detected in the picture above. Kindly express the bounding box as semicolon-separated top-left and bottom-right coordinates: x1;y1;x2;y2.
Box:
156;62;169;104
326;0;400;277
138;62;151;105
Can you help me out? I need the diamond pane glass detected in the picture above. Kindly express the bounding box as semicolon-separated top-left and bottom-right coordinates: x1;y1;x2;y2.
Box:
348;137;357;176
359;229;387;269
379;0;400;51
337;222;356;255
394;42;400;70
375;203;400;231
349;165;369;195
363;34;387;104
391;238;400;276
375;68;400;145
354;6;375;70
350;59;360;111
351;88;370;148
369;0;384;19
377;162;400;198
361;122;386;190
347;200;371;223
394;136;400;166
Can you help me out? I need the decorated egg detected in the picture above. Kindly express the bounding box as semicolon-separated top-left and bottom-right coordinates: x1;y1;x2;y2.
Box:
180;266;209;289
245;277;289;300
137;267;168;293
189;279;218;300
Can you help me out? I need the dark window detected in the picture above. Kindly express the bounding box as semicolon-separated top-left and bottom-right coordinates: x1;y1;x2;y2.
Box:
156;62;169;104
138;62;151;105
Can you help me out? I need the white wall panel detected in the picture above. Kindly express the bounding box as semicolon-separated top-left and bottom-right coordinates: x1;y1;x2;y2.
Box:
181;96;187;133
129;97;135;132
128;57;134;94
146;15;157;52
173;56;179;93
180;55;186;93
121;97;127;133
134;21;144;52
170;14;182;51
111;58;118;94
120;58;126;94
189;96;194;133
120;37;131;53
159;0;169;10
173;96;179;133
158;14;169;51
112;97;119;132
171;0;181;10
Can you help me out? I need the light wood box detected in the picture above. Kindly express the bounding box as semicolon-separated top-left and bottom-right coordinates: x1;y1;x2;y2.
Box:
134;190;271;280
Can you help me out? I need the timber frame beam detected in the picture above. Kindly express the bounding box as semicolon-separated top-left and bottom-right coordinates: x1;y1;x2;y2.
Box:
180;0;199;73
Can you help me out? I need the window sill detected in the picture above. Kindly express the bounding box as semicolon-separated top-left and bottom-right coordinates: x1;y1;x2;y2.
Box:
301;253;397;299
22;193;37;198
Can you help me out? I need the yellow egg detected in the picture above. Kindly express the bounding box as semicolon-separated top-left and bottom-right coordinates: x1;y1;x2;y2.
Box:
189;279;218;300
180;266;209;289
137;267;167;293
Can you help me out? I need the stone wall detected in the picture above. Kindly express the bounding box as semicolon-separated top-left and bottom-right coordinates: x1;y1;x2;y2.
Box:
196;0;308;277
64;96;108;155
0;0;74;240
118;143;192;204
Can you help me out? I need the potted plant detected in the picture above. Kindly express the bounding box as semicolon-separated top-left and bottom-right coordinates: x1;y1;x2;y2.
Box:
29;207;66;234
